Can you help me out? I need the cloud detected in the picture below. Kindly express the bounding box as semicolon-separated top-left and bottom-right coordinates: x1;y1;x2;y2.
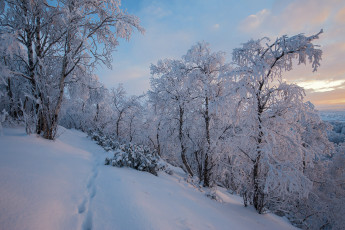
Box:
239;0;340;36
238;0;345;109
143;5;172;19
297;79;345;92
95;0;344;110
99;2;195;95
239;9;270;33
335;6;345;24
212;24;220;30
304;88;345;110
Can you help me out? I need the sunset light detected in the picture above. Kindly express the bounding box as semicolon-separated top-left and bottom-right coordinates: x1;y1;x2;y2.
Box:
297;80;345;93
97;0;345;111
1;1;344;230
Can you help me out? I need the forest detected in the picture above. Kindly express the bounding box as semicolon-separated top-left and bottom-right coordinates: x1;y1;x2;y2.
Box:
0;1;344;229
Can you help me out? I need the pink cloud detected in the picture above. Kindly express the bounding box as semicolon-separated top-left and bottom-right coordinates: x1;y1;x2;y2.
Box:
335;7;345;24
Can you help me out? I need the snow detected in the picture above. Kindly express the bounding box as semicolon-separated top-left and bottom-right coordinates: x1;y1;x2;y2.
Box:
0;127;297;230
319;110;345;122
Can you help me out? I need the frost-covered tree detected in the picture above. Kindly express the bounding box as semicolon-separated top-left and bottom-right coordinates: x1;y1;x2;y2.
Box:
122;98;144;143
60;73;108;132
149;43;233;186
149;59;194;176
110;85;143;141
230;30;325;213
287;141;344;229
0;0;143;139
0;0;59;133
49;0;143;139
183;42;231;186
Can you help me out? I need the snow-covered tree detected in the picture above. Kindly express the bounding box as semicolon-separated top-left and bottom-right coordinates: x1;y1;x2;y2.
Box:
230;30;326;213
59;73;108;132
110;85;143;141
183;42;231;186
149;59;195;176
0;0;143;139
149;43;234;187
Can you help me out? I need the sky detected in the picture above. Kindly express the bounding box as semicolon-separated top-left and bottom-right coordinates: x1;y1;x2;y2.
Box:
96;0;345;110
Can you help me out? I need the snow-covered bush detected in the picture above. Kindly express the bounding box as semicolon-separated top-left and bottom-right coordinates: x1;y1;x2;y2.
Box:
88;131;120;151
327;121;345;144
105;143;166;176
88;130;165;176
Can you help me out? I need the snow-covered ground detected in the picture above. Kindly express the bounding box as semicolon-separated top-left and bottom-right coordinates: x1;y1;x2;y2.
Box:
319;110;345;122
0;127;296;230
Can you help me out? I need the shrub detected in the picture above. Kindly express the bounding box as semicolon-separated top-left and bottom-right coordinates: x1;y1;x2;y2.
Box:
105;143;166;176
88;131;120;151
88;131;166;176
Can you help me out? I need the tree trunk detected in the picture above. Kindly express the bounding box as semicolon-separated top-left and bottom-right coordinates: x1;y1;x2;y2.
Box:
45;30;71;140
179;105;193;176
203;96;212;187
253;92;265;213
116;110;124;138
156;121;161;156
35;19;47;137
194;150;203;180
47;74;65;139
6;77;18;118
203;153;210;187
253;153;265;213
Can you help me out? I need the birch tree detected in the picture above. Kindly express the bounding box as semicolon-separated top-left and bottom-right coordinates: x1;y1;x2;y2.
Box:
0;0;143;139
230;30;325;213
149;59;194;176
183;42;230;186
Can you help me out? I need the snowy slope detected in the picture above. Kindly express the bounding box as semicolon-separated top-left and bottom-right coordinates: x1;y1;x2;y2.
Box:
0;127;296;230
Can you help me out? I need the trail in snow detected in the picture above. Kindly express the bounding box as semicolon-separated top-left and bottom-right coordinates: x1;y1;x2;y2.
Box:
80;154;100;230
57;127;103;230
0;127;297;230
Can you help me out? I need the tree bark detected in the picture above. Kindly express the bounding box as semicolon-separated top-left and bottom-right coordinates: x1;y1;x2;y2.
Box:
156;121;161;156
178;105;193;176
203;96;212;187
47;30;71;139
253;88;265;213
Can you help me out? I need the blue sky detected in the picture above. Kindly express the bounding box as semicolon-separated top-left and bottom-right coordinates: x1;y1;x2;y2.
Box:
96;0;345;110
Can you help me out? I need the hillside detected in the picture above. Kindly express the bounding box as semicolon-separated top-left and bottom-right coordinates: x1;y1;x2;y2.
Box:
0;127;296;230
